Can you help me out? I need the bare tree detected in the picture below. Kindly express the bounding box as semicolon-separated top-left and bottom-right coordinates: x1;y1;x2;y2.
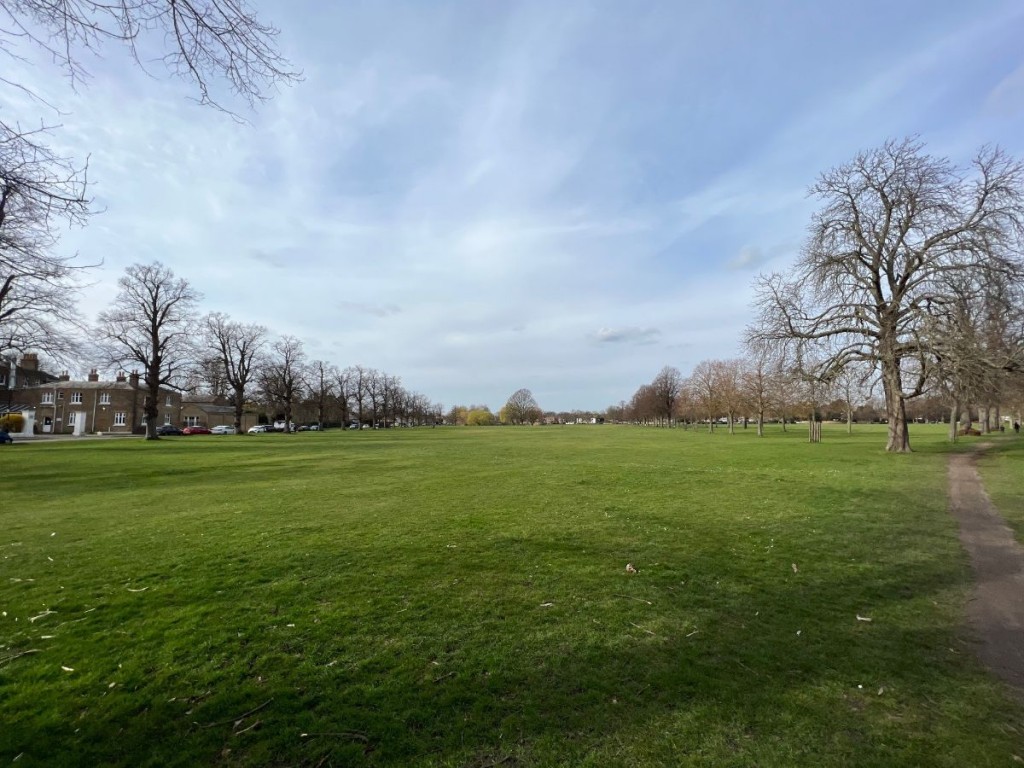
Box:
502;388;541;425
627;384;657;424
833;363;875;435
259;336;304;433
714;359;745;434
751;138;1024;452
649;366;683;427
201;312;266;433
2;0;299;112
332;367;353;427
304;359;336;429
346;365;371;426
688;360;720;432
95;262;200;439
742;341;782;437
0;124;91;359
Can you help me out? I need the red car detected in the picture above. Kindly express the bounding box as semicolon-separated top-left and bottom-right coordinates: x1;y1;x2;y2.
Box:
181;425;212;435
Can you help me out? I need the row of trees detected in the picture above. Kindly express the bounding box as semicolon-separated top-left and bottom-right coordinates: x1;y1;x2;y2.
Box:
93;262;442;439
617;357;1024;438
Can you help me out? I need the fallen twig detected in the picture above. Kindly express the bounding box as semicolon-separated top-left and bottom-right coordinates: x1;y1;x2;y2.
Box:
196;698;273;729
629;622;657;636
28;610;55;623
126;586;149;593
0;649;41;667
433;671;455;683
234;719;261;735
614;594;652;605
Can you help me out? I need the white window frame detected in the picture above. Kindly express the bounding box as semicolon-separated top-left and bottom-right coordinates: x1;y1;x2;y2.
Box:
99;393;111;405
165;395;173;407
114;412;126;426
41;392;54;404
164;414;171;425
71;391;83;404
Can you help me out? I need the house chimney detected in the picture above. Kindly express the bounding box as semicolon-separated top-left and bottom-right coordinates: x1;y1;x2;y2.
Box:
20;353;38;371
59;371;71;382
129;371;140;388
116;371;127;383
87;369;99;382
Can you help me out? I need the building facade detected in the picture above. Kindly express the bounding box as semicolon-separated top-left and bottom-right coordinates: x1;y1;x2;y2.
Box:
23;368;182;435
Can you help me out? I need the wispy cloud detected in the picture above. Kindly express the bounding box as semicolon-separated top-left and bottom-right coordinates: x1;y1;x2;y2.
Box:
591;327;661;345
3;0;1022;410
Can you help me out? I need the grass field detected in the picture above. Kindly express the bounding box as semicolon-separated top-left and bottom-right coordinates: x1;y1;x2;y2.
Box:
1;425;1022;766
977;435;1024;542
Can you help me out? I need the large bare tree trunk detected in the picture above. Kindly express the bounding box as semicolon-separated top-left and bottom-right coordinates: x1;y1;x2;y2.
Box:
948;402;959;442
756;411;764;437
881;366;911;452
233;385;245;433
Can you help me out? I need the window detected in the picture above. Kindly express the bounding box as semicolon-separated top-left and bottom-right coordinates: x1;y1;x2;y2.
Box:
114;412;126;426
0;373;6;386
41;392;54;404
99;393;111;405
185;416;201;427
164;414;171;425
165;395;173;407
57;391;64;401
71;391;83;404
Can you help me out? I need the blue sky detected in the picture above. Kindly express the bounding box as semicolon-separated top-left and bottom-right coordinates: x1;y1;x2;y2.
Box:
4;0;1024;411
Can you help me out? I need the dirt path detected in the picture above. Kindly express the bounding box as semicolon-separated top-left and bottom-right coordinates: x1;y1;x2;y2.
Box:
948;446;1024;702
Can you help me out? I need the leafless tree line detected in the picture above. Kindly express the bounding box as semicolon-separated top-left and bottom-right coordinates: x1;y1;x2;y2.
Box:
616;357;872;435
88;261;441;439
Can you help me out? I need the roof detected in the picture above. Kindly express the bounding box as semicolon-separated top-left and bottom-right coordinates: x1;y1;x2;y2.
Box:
0;403;34;414
23;381;177;393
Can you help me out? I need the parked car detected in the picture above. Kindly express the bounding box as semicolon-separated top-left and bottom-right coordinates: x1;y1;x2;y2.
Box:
182;425;212;435
247;425;274;434
210;425;236;435
156;425;183;436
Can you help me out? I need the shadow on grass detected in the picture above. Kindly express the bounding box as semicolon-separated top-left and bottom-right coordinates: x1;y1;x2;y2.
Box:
4;494;1021;768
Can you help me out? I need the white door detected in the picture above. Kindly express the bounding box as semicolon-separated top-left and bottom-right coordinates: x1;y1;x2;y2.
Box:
20;409;35;436
70;411;86;436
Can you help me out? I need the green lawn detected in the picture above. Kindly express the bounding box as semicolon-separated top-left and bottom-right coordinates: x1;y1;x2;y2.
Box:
1;425;1022;767
976;433;1024;543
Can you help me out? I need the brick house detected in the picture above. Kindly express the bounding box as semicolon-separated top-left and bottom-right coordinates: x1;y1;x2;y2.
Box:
22;367;182;435
1;354;60;420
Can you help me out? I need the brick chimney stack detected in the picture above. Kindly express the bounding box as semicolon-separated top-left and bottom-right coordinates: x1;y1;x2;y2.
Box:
129;371;140;388
115;371;127;383
87;369;99;382
59;371;70;381
20;353;38;371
